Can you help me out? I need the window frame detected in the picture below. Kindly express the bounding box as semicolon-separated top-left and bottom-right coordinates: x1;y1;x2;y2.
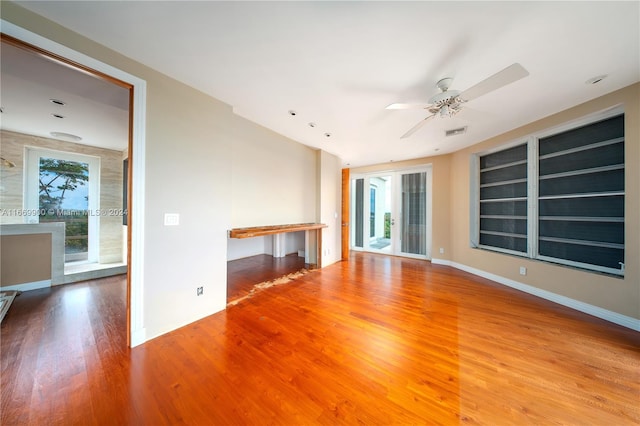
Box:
24;147;101;263
471;105;625;276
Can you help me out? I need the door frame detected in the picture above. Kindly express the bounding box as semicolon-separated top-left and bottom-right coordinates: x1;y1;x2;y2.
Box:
348;165;432;260
352;172;394;255
1;21;148;347
395;166;433;260
341;168;350;260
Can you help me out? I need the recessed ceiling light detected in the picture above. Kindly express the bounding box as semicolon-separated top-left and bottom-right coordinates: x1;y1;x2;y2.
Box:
288;110;297;116
50;132;82;142
49;99;66;106
51;113;65;119
585;75;607;85
308;122;316;128
324;133;331;138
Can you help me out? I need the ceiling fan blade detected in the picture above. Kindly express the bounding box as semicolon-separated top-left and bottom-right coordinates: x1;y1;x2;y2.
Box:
400;115;436;139
386;103;431;110
459;63;529;102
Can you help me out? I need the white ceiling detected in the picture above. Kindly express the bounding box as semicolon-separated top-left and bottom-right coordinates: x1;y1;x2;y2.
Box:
1;40;130;151
5;1;640;167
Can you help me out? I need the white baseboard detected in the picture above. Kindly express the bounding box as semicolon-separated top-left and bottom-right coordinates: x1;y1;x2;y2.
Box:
0;280;51;292
431;258;639;332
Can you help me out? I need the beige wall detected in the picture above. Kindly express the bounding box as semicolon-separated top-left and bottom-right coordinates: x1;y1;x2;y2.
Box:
0;233;51;286
0;130;125;263
1;2;341;341
318;150;342;267
450;83;639;320
230;114;317;228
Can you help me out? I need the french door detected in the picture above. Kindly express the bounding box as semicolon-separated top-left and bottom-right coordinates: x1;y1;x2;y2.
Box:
350;166;432;259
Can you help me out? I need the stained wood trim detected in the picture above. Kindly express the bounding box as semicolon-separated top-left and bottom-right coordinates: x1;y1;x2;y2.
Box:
1;33;133;90
341;168;350;260
229;223;327;239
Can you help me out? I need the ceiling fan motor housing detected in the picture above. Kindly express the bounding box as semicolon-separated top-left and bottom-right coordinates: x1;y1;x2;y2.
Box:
428;89;461;105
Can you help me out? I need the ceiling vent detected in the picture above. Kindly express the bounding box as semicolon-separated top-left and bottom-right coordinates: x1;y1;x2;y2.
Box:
445;126;467;137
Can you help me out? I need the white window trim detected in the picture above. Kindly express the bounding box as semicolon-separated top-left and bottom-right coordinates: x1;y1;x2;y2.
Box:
470;140;529;258
471;105;625;276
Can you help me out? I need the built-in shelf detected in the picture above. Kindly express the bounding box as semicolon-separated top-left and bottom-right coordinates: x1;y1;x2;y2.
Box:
229;223;327;239
229;223;328;268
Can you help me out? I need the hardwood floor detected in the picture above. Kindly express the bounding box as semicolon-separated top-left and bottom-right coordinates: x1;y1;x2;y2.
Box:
2;253;639;425
227;253;307;303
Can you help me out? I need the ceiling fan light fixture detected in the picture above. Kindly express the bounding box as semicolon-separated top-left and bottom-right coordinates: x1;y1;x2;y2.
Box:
428;89;461;106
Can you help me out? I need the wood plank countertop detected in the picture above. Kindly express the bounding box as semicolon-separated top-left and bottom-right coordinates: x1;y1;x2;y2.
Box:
229;223;327;239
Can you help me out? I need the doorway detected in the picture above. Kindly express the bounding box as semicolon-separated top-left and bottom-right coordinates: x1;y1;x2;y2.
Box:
1;21;147;347
350;166;432;259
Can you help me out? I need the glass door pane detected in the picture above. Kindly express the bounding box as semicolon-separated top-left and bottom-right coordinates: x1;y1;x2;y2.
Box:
353;178;364;248
400;172;427;256
351;175;392;253
368;175;392;253
38;157;90;261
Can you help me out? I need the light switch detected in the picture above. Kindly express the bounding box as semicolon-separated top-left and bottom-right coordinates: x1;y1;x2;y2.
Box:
164;213;180;226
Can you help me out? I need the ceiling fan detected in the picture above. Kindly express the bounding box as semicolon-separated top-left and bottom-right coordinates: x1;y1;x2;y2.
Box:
387;63;529;139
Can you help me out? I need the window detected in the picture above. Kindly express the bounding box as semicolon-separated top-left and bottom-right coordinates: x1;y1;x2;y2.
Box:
472;109;625;276
478;143;528;254
25;148;100;263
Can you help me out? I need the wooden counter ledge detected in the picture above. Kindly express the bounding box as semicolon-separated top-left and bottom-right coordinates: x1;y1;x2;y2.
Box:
229;223;327;239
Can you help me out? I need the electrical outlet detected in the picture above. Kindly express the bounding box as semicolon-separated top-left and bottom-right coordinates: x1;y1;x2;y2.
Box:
197;286;203;296
439;247;444;254
519;266;527;276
